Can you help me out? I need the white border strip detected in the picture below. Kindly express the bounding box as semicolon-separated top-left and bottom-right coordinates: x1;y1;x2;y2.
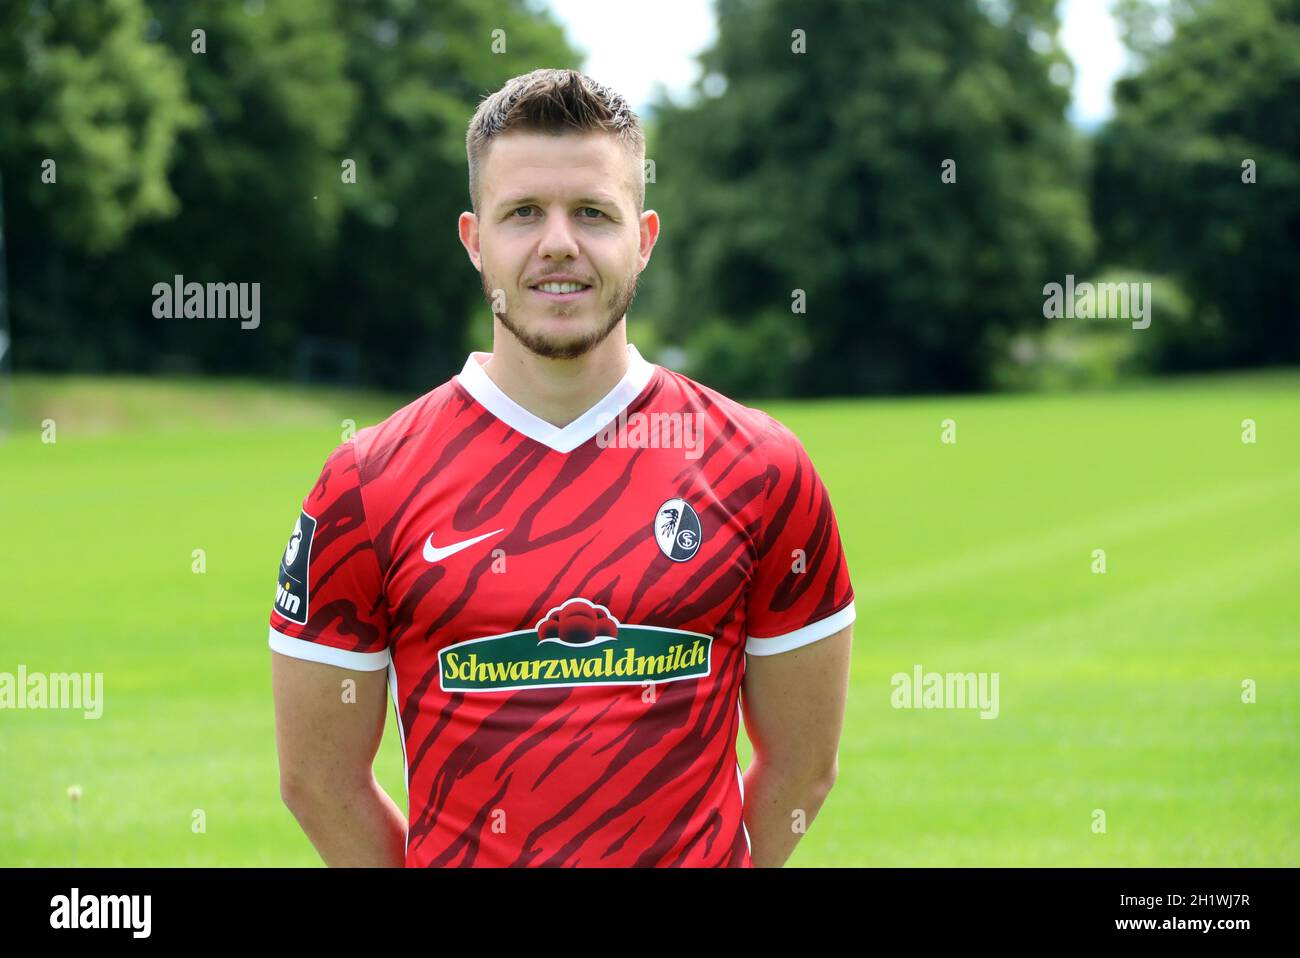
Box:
736;757;752;860
457;342;656;453
387;661;411;858
745;601;856;656
268;626;391;671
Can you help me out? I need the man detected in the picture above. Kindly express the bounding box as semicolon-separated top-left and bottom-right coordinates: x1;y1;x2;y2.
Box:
269;68;855;867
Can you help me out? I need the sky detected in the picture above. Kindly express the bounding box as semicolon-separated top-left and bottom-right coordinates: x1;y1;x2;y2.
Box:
543;0;1130;128
1059;0;1129;127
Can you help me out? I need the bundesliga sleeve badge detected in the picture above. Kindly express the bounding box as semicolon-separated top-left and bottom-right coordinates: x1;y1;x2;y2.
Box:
273;510;317;625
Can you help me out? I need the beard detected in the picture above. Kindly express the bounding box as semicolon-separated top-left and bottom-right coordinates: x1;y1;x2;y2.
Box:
481;268;640;361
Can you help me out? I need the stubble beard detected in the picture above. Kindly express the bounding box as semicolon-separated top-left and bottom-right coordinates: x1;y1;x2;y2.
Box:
482;268;640;361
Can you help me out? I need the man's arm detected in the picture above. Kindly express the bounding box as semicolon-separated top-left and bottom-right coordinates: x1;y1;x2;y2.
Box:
739;623;852;867
271;651;407;867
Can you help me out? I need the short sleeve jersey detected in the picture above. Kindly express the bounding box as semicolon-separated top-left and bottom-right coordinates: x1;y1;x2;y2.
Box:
269;343;855;866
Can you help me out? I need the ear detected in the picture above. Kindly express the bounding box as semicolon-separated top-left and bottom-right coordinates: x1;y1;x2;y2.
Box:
637;209;660;270
458;211;482;270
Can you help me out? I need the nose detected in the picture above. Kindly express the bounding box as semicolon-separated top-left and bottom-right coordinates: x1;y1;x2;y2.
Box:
536;206;581;261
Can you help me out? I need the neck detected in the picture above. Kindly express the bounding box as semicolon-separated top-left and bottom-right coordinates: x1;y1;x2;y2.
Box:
480;318;631;428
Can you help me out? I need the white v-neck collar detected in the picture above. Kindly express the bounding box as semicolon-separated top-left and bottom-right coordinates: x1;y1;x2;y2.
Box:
456;343;657;454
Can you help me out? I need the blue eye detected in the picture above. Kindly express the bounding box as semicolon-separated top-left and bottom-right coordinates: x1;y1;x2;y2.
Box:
511;206;605;219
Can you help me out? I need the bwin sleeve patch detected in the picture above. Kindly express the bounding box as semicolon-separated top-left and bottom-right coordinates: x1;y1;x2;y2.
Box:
273;510;317;625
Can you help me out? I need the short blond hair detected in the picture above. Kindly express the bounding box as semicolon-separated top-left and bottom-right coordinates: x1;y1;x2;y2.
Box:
466;68;645;215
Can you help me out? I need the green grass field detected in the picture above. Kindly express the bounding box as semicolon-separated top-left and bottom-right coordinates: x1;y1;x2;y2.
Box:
1;370;1296;866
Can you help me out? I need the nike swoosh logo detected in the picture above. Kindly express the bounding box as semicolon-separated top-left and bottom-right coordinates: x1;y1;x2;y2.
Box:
423;528;505;563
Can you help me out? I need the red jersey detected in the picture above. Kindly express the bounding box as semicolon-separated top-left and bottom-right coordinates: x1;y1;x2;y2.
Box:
268;343;855;867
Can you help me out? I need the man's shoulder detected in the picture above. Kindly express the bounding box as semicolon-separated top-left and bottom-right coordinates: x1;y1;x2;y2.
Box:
654;364;792;456
345;376;465;484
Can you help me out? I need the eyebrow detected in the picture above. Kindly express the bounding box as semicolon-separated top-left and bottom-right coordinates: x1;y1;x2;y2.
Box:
495;194;621;213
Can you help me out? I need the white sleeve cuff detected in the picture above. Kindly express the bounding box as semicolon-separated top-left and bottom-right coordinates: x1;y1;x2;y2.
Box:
745;601;856;656
268;626;391;671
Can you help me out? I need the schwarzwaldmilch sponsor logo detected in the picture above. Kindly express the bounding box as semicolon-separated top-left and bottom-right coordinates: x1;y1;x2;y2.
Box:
439;598;711;692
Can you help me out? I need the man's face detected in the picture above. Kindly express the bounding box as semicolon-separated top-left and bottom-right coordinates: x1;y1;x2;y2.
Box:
460;131;658;360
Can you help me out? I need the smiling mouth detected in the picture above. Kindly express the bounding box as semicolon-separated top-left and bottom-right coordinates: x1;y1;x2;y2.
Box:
530;283;592;301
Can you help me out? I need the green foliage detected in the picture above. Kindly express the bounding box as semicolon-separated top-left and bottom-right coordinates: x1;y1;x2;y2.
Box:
0;0;196;252
680;309;808;398
2;0;1293;395
308;0;578;389
1;0;578;388
1093;0;1300;369
643;0;1093;396
127;0;359;377
991;269;1191;391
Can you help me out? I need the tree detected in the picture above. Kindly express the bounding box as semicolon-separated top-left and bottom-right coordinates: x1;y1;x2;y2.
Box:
1094;0;1300;369
0;0;194;252
642;0;1092;396
126;0;359;377
308;0;578;389
0;0;194;369
0;0;580;385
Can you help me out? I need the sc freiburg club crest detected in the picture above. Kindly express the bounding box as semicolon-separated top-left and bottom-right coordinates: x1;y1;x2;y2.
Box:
655;498;702;562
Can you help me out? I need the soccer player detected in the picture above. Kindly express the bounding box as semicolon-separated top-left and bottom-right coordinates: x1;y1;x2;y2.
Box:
269;68;855;867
